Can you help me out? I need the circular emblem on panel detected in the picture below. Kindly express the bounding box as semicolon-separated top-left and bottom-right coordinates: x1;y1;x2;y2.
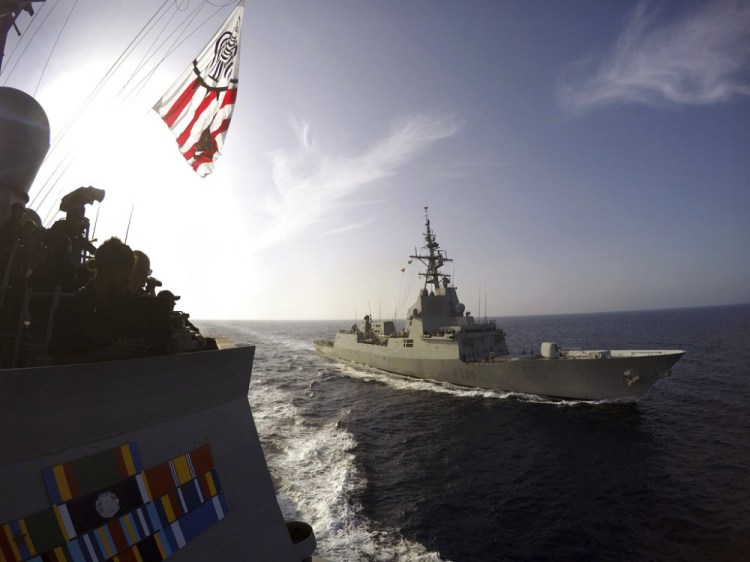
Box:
95;491;120;518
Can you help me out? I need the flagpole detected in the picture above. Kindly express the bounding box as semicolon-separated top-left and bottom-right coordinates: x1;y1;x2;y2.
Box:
124;203;135;244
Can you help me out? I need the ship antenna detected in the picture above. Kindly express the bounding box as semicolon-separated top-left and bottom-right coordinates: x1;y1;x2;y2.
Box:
410;207;453;292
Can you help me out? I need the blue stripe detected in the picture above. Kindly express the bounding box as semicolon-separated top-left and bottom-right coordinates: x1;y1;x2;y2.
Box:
10;520;31;558
155;529;173;557
94;526;115;560
217;491;229;515
178;499;220;543
121;513;140;546
146;502;162;532
67;538;87;562
178;480;202;511
161;523;179;554
209;468;222;493
41;467;62;505
81;533;102;562
134;507;150;538
127;442;143;472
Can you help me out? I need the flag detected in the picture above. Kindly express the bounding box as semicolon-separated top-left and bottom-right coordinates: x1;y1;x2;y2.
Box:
153;4;244;177
0;443;227;562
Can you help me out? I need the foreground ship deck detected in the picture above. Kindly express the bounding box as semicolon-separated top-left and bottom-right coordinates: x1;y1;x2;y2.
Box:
315;209;684;401
0;347;318;561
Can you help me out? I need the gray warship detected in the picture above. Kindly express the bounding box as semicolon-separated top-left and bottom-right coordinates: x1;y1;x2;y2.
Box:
315;209;684;400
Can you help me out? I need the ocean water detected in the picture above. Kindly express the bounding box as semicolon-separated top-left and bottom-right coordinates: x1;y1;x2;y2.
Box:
198;304;750;562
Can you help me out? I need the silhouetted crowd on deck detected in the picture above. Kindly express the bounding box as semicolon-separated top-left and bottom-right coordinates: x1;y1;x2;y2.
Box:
0;189;215;367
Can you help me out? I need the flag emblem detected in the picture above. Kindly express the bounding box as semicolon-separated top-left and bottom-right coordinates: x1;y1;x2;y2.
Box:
0;443;228;562
154;5;244;177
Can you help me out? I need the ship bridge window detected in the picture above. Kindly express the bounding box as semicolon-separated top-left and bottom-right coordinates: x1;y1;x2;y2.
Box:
404;339;413;348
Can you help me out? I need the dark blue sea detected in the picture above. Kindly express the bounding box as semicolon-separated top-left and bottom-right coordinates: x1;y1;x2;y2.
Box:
198;304;750;562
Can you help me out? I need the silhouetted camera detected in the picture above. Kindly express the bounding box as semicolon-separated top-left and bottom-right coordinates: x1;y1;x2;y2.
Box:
59;186;105;214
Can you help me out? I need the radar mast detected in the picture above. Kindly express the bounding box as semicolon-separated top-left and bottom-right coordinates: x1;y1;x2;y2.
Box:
410;207;453;292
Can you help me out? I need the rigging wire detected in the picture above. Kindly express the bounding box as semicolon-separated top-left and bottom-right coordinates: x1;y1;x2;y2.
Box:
0;0;55;84
29;0;174;215
123;0;231;101
120;1;206;101
122;4;180;90
33;0;79;97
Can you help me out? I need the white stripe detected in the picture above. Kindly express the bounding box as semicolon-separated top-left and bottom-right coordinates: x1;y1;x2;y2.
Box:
172;95;223;148
170;521;186;548
186;451;195;479
136;473;150;502
84;534;99;562
194;479;204;504
177;487;188;513
180;99;234;160
58;504;76;539
212;495;225;519
168;460;178;487
136;507;149;536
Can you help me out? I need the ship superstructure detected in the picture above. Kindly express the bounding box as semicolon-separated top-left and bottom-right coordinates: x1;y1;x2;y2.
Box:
315;209;684;401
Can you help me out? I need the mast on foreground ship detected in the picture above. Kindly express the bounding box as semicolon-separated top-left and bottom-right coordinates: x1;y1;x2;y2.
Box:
316;209;685;401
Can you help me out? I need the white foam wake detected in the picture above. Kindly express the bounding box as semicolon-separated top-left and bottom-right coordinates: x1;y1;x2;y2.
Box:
250;363;448;561
329;361;614;408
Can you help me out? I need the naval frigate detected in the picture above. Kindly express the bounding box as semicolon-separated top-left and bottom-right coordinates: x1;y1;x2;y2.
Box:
315;209;684;401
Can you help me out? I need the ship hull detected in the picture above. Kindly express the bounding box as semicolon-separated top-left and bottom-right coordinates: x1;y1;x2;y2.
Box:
0;347;315;561
315;338;684;400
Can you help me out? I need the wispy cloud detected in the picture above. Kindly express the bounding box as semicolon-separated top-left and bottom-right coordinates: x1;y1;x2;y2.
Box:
560;1;750;114
256;113;461;248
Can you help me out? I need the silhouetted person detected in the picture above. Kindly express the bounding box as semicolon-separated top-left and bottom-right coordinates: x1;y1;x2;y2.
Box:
0;202;23;253
48;237;147;364
46;206;96;266
28;236;80;334
130;250;160;296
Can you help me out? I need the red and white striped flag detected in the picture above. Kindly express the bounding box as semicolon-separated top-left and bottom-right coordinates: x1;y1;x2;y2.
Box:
154;4;244;177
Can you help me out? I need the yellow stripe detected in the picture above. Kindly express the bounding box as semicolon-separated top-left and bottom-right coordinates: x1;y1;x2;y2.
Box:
112;556;120;562
97;528;113;558
18;519;36;556
172;455;192;485
161;496;176;523
2;524;21;561
52;465;72;502
139;474;153;501
133;545;144;562
53;546;66;562
205;472;217;498
153;533;167;559
123;515;138;544
121;444;137;475
52;506;69;541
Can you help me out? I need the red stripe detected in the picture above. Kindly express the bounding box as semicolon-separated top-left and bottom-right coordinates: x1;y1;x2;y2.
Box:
189;444;214;476
0;531;17;562
115;447;128;479
117;548;138;562
63;461;79;499
189;118;232;172
176;90;219;147
169;491;184;518
107;519;129;553
183;144;196;161
144;463;175;499
162;78;201;127
220;87;237;107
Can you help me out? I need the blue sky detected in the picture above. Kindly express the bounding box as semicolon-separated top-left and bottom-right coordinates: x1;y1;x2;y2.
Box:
3;0;749;319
